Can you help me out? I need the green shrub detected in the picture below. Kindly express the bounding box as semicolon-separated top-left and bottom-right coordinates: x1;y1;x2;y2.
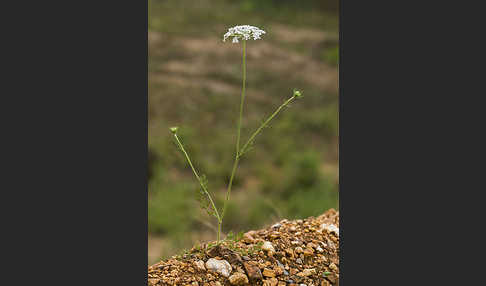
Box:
284;179;338;219
283;150;321;194
148;167;196;236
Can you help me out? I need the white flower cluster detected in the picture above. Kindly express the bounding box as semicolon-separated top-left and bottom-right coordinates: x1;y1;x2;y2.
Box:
223;25;266;43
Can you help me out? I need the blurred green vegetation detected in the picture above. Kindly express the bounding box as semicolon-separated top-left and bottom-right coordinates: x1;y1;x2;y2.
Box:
148;0;339;263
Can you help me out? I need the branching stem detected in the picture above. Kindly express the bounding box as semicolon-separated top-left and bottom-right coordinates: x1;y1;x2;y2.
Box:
222;95;296;220
171;35;301;244
239;95;296;157
222;39;297;221
173;133;222;242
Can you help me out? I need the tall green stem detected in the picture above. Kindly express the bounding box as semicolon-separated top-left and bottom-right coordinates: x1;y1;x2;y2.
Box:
222;40;246;220
173;133;222;242
237;40;247;154
217;221;222;242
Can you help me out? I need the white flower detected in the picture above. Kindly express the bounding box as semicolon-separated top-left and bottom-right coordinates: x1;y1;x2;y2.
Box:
223;25;266;43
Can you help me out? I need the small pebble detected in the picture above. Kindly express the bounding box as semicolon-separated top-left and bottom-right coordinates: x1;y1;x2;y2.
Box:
263;268;276;278
320;223;339;236
228;272;249;285
262;241;275;252
329;262;338;272
194;260;205;271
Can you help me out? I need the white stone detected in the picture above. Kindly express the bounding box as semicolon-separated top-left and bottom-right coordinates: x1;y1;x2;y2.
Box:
205;258;232;278
261;241;275;252
320;223;339;236
271;223;281;229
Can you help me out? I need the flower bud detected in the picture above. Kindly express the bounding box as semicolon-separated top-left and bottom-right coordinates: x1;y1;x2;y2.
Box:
169;126;179;134
293;89;302;98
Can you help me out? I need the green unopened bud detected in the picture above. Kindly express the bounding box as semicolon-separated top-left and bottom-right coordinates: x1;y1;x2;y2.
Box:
169;126;179;134
293;89;302;98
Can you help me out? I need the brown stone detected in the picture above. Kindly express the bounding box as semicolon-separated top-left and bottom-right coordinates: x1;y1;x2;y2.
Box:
262;268;276;278
329;262;338;272
207;245;221;257
294;247;303;254
243;261;263;282
304;247;314;256
228;273;249;285
285;248;294;258
223;251;243;265
194;260;206;271
263;278;278;286
327;273;338;284
297;268;316;277
242;233;255;243
307;242;317;249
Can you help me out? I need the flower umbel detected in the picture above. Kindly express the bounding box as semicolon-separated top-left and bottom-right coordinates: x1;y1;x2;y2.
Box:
223;25;266;43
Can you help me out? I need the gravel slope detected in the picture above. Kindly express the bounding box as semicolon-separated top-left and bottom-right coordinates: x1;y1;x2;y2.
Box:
148;209;339;286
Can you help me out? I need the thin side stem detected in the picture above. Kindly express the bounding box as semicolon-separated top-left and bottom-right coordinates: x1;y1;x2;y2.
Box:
239;95;296;157
222;40;246;219
173;134;222;241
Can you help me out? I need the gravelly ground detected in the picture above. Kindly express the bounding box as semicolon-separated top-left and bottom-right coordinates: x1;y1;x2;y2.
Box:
148;209;339;286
